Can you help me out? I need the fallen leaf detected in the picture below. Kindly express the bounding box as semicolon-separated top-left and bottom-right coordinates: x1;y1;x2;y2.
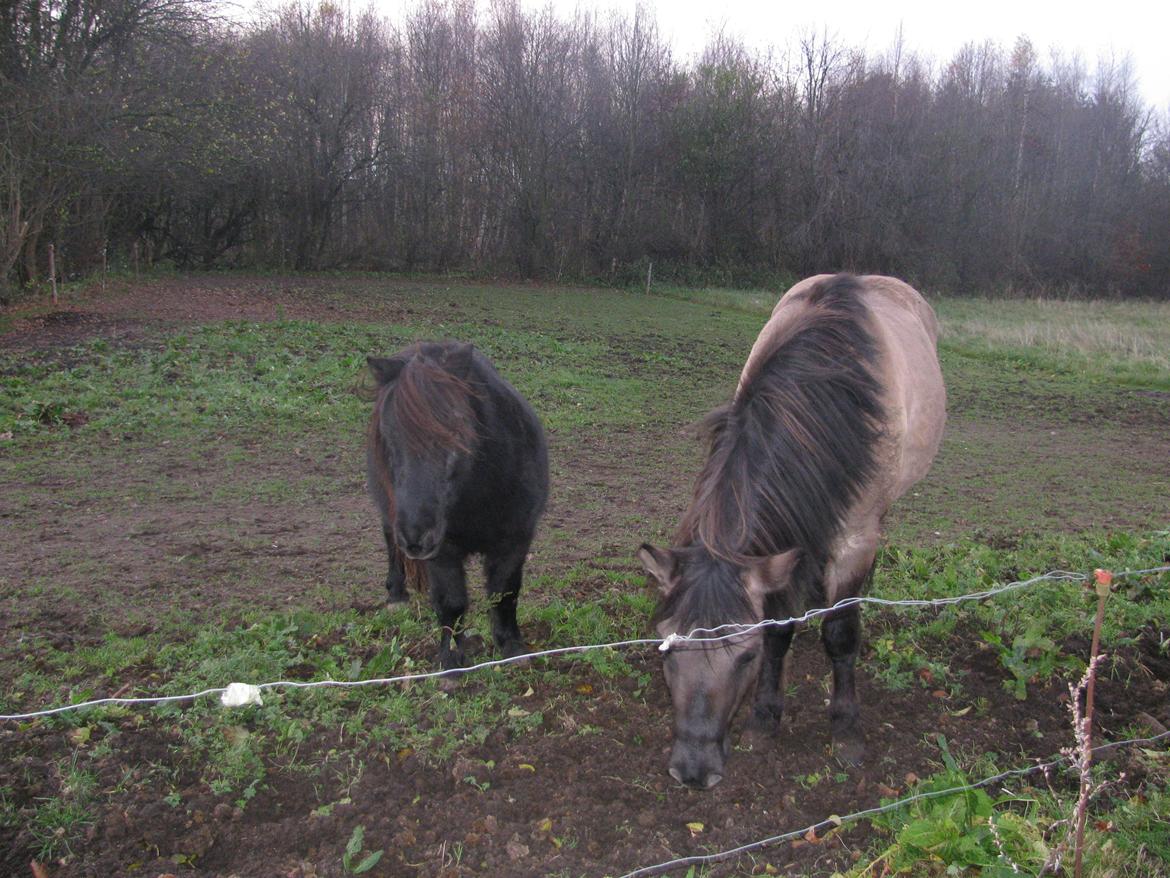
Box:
932;689;947;698
537;817;553;833
507;707;530;718
686;821;704;835
947;705;973;717
904;772;919;785
576;683;593;694
518;763;536;772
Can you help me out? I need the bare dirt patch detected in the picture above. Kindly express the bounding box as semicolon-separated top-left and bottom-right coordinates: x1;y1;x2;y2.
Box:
2;277;1169;877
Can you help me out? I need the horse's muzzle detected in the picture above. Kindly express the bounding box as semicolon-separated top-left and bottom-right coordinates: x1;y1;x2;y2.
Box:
668;739;727;789
398;525;442;561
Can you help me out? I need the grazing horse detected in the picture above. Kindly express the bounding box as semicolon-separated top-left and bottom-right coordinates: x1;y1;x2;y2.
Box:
366;341;549;671
638;274;945;789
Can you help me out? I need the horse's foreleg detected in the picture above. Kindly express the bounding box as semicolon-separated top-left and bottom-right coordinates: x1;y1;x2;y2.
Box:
750;592;795;733
427;553;469;672
483;543;530;658
382;523;408;604
822;603;865;764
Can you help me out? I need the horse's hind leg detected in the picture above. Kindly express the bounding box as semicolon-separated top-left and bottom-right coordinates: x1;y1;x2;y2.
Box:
427;552;469;673
822;603;865;764
484;543;531;659
382;523;408;604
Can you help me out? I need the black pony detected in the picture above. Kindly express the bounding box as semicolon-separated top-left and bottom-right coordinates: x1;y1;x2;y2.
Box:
366;341;549;671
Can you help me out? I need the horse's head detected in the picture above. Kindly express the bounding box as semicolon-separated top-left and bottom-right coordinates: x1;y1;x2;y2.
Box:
638;543;799;789
368;343;478;561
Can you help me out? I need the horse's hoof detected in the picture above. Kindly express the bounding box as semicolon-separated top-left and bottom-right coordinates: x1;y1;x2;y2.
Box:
437;673;464;692
747;703;783;735
499;639;530;662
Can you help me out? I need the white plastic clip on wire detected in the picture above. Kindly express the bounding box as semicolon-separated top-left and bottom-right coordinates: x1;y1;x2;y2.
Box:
220;682;263;707
658;632;683;652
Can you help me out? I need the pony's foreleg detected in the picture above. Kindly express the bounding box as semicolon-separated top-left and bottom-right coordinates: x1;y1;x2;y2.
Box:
822;603;865;764
750;592;795;733
483;543;530;658
427;553;469;672
382;523;408;604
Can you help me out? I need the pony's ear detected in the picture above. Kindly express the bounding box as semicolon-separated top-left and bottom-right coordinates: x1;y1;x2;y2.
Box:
442;342;475;377
367;355;405;385
745;549;801;600
637;543;678;594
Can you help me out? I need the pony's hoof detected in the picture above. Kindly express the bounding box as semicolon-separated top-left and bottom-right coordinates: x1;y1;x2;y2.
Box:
499;639;530;661
437;673;463;692
747;703;783;736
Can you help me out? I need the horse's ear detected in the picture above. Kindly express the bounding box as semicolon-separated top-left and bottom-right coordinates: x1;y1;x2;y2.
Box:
637;543;678;594
367;356;405;385
442;342;475;377
746;549;801;600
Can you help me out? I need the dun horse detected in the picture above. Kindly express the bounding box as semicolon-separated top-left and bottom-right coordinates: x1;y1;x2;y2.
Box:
638;274;946;789
367;341;549;672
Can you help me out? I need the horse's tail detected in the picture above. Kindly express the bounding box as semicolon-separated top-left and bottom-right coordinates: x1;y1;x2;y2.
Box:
368;391;429;594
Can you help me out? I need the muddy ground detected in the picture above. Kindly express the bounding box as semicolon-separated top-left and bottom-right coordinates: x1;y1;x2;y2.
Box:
1;276;1168;878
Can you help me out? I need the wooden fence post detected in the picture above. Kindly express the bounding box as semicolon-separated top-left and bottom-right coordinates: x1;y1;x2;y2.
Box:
1072;568;1112;878
48;243;57;304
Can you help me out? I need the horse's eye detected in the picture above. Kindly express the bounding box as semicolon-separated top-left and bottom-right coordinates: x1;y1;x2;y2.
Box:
735;651;758;669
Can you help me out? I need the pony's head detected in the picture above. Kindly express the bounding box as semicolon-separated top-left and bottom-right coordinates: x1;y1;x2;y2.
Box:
368;342;479;560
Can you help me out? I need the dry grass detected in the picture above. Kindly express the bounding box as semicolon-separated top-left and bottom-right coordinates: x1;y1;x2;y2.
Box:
936;297;1170;374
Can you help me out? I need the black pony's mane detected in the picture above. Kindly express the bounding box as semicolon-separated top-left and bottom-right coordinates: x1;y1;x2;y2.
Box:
376;342;479;456
661;275;885;628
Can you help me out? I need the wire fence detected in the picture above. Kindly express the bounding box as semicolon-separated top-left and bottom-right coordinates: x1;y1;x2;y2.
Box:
2;565;1167;722
2;564;1168;877
616;727;1170;878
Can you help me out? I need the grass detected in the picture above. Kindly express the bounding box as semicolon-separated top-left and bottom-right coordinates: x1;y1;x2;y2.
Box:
1;275;1168;874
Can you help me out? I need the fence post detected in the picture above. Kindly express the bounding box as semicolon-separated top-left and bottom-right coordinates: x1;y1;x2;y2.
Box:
1072;568;1112;878
48;243;57;304
645;260;653;295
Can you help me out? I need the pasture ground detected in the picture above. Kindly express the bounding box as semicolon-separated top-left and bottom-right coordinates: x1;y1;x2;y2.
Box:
1;275;1168;877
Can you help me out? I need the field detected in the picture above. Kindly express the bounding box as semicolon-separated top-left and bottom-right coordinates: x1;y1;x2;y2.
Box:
1;275;1168;878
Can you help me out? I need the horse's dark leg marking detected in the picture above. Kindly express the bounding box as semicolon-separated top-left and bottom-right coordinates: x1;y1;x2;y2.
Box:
382;523;408;604
750;592;795;733
821;602;865;764
483;542;531;658
427;550;469;671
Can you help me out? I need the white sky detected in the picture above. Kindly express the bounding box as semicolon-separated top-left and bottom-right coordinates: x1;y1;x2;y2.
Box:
364;0;1170;110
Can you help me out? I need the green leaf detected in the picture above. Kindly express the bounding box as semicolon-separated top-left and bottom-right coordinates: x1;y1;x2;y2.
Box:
346;824;365;858
353;850;383;873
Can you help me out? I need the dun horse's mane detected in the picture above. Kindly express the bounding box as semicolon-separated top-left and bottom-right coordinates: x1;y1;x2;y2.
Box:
678;274;885;572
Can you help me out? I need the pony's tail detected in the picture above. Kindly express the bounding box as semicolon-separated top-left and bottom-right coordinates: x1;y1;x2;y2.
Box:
396;546;429;594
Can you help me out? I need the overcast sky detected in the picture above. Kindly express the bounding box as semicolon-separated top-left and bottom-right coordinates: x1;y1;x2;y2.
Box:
364;0;1170;110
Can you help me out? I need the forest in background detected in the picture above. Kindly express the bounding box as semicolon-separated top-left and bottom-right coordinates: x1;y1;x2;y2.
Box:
3;0;1169;298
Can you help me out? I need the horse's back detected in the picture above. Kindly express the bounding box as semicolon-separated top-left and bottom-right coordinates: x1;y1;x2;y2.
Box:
742;273;945;508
